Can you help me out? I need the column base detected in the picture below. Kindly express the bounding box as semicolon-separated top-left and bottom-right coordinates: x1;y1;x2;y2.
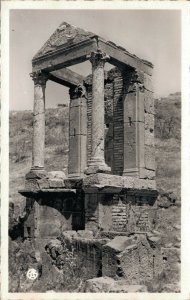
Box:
123;168;139;177
31;166;45;171
85;160;111;175
26;167;46;180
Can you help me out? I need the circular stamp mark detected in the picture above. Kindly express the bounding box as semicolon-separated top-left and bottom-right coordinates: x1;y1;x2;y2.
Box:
26;268;38;280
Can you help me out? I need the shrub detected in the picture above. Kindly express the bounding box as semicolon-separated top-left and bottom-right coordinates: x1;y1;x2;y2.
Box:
13;139;28;163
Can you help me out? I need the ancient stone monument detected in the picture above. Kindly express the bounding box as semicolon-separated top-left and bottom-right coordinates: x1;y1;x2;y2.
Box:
19;22;163;289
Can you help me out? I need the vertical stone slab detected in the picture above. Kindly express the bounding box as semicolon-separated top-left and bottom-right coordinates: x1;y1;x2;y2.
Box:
98;194;113;231
85;82;92;166
30;72;48;170
68;85;87;178
24;198;35;238
144;84;156;178
104;79;114;171
123;71;145;178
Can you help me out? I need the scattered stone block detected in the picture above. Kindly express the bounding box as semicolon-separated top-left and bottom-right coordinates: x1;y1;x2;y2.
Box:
103;236;136;253
48;171;66;180
84;277;115;292
49;179;65;188
84;277;147;293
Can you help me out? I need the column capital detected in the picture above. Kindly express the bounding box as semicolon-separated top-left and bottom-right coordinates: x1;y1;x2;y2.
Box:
87;50;110;68
128;71;145;93
69;84;86;100
30;71;49;87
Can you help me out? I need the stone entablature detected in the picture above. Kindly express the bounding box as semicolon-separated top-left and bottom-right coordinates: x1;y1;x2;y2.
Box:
29;22;155;181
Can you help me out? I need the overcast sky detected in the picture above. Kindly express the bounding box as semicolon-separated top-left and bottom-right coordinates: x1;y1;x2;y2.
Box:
10;9;181;111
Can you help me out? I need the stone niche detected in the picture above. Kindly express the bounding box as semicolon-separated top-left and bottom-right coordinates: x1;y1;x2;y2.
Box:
18;21;162;289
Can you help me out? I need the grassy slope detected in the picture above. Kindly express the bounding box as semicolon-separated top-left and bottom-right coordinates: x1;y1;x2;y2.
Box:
9;94;181;238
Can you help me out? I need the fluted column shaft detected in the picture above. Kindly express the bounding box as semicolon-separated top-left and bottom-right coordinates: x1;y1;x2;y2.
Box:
30;72;48;171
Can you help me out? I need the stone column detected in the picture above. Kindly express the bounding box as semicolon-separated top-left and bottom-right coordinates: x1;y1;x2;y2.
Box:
30;71;48;171
86;50;111;174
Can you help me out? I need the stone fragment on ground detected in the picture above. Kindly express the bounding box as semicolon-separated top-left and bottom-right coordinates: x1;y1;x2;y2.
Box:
84;277;147;292
161;283;180;293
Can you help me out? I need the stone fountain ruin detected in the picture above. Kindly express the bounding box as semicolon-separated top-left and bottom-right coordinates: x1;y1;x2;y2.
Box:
19;22;164;292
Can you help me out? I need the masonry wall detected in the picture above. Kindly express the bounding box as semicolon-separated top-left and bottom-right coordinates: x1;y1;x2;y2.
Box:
84;192;157;234
24;193;85;238
84;67;155;179
85;68;125;174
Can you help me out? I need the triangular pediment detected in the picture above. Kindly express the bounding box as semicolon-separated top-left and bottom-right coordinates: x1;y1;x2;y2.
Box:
33;22;95;60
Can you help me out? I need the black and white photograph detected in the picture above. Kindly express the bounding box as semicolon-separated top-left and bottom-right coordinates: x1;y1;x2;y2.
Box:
1;2;190;299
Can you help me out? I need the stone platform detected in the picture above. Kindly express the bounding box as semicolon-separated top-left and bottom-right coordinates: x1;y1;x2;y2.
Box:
20;171;157;195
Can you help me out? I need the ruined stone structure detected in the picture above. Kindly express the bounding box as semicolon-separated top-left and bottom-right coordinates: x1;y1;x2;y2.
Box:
19;22;164;288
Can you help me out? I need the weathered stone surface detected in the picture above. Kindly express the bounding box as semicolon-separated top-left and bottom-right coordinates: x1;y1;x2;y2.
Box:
84;277;147;292
83;173;156;191
161;247;181;265
147;235;161;248
144;169;155;180
83;173;124;189
113;71;124;175
104;236;136;253
49;179;65;188
68;96;87;177
144;91;154;114
64;178;83;189
102;235;163;283
161;246;180;283
145;112;154;148
38;178;50;189
144;73;153;92
102;236;138;278
25;170;47;180
84;277;115;292
161;283;180;293
25;179;40;192
110;283;147;293
145;145;155;171
48;171;66;180
85;164;111;175
77;230;94;239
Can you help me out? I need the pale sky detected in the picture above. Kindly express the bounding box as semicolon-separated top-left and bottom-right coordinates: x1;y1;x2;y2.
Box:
10;9;181;110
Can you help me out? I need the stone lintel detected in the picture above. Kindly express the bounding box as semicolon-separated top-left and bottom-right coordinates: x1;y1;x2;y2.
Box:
18;188;76;197
82;173;156;192
98;39;153;76
49;68;85;88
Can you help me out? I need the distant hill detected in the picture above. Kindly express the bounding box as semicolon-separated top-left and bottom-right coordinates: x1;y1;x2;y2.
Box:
154;92;181;198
